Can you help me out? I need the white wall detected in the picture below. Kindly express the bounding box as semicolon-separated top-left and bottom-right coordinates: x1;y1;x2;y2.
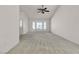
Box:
0;6;19;53
20;12;28;35
51;5;79;44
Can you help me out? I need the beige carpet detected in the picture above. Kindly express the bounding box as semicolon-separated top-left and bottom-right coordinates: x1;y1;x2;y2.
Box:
7;32;79;54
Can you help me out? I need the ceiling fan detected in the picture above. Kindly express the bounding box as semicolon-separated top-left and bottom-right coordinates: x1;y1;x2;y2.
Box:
37;5;50;14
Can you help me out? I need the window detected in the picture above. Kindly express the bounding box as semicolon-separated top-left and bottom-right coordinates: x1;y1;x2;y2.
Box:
44;22;46;30
32;21;47;31
32;22;35;30
37;22;43;30
20;19;23;27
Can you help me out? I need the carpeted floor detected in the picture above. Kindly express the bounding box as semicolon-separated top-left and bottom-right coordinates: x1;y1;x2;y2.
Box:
7;32;79;54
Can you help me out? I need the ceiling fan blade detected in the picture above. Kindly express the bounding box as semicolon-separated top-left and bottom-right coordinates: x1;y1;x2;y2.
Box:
37;10;41;13
38;9;42;10
41;10;44;14
44;8;47;9
45;10;50;12
42;12;44;14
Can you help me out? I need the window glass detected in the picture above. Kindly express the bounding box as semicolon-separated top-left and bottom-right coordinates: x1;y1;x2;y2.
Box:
32;21;47;31
32;22;35;30
44;22;46;30
20;19;23;27
37;22;42;30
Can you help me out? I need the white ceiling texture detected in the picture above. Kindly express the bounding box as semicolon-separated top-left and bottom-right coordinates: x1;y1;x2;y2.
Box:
20;5;59;20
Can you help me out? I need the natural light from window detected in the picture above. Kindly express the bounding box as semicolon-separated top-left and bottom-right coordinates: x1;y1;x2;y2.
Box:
32;21;46;31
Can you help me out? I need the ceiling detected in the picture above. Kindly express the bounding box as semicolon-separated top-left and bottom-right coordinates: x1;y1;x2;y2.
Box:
20;5;59;20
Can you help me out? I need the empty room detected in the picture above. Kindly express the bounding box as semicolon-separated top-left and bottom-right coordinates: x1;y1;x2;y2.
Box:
0;5;79;54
